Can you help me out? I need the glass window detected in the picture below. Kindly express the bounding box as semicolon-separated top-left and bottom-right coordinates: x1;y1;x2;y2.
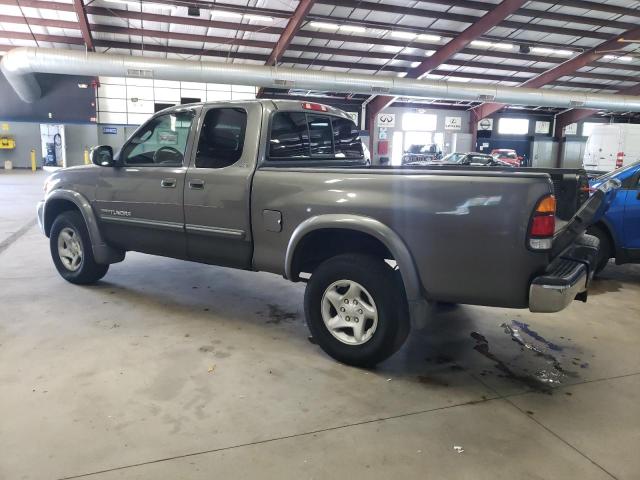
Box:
402;113;437;131
331;117;363;159
121;111;194;166
269;112;310;160
498;118;529;135
195;108;247;169
582;122;605;137
308;114;333;156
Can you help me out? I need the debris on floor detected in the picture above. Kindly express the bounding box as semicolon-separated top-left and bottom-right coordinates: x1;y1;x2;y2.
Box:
453;445;464;454
207;365;216;374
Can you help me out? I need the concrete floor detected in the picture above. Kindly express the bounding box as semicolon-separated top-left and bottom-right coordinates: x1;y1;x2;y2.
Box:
1;169;639;480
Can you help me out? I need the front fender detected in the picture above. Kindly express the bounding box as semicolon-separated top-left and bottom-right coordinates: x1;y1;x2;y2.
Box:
43;189;124;264
285;214;429;328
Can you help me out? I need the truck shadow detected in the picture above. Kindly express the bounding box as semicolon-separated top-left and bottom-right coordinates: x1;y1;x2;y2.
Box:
86;257;593;397
590;263;640;296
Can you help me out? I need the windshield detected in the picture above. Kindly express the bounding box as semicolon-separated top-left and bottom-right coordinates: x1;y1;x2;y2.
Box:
596;160;640;180
442;153;466;163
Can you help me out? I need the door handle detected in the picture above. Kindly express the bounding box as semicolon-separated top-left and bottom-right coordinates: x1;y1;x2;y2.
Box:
161;178;176;188
189;179;205;190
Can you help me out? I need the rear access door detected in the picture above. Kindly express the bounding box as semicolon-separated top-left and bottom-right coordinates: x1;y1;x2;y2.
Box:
183;102;262;269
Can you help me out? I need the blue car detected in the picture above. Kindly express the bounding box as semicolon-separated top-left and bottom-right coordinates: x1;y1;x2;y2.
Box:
588;161;640;273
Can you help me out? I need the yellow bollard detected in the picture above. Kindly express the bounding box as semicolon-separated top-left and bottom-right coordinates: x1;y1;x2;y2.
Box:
84;149;90;165
30;149;36;172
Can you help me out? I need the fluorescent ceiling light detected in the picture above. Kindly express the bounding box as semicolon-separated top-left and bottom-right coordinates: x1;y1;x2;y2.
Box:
472;40;514;50
531;47;574;56
411;61;421;68
243;14;273;22
104;0;138;6
339;25;366;33
391;31;417;40
383;45;402;53
494;43;514;50
604;54;633;62
418;34;441;42
425;50;434;56
211;10;242;19
471;40;492;48
309;22;339;30
397;72;407;77
531;47;554;55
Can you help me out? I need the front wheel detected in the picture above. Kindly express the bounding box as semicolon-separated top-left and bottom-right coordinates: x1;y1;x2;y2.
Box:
304;254;410;367
50;211;109;284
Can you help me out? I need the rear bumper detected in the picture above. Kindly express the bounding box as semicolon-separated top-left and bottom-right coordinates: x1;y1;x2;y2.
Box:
529;234;599;313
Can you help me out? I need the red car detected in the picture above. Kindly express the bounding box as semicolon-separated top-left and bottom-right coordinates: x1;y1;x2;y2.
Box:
491;149;522;167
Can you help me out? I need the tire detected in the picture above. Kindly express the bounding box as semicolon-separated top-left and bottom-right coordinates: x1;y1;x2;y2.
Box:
50;210;109;284
588;225;612;275
304;254;410;367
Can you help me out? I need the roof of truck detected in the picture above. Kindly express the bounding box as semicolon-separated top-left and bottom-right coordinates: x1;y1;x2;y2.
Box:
160;99;353;121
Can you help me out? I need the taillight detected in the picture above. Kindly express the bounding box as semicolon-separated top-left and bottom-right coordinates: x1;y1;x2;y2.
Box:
616;152;624;168
528;195;556;250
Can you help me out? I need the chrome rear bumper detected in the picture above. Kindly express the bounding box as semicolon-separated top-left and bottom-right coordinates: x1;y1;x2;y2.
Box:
529;234;598;313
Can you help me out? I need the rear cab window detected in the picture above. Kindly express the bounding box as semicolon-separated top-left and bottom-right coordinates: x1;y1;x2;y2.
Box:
267;110;364;166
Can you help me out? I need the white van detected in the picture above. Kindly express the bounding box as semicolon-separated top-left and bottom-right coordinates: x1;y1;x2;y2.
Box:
583;124;640;173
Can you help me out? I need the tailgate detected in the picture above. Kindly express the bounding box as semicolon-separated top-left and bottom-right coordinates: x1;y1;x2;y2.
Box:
551;179;620;257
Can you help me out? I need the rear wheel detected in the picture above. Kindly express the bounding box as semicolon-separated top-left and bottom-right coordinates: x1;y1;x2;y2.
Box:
304;254;410;367
50;211;109;284
588;225;612;274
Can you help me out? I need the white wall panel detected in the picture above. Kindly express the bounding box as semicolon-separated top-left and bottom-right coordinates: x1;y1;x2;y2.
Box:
97;84;126;99
154;87;181;102
98;97;127;113
97;111;127;124
206;90;232;101
126;85;154;101
127;113;153;125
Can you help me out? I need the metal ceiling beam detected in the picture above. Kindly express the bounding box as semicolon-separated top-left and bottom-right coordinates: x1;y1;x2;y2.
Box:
1;28;631;92
366;0;528;130
72;0;94;51
0;0;633;60
554;83;640;138
0;0;618;42
265;0;315;66
472;25;640;122
3;11;640;82
314;0;615;40
411;0;640;18
258;0;315;97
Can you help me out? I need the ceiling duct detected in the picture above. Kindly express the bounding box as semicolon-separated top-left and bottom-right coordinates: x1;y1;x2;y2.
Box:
3;47;640;111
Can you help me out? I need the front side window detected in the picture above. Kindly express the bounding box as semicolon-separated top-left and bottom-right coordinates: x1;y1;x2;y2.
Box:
195;108;247;169
121;111;194;166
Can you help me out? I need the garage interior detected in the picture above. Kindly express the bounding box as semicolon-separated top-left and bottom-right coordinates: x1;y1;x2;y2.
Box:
1;1;640;479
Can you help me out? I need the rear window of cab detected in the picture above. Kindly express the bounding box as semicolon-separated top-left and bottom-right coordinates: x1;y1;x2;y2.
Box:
268;111;364;162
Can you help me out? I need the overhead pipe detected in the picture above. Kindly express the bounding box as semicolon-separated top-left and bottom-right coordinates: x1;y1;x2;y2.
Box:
4;47;640;111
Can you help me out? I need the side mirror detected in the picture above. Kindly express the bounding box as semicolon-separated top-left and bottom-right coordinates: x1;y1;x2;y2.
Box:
91;145;115;167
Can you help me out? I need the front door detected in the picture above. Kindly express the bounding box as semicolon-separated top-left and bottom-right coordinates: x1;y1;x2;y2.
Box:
184;103;261;268
623;173;640;250
95;108;198;258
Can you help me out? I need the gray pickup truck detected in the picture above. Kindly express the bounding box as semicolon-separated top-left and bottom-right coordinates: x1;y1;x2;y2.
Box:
38;100;611;366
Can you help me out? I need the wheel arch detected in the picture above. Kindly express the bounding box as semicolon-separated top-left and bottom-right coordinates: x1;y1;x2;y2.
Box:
44;189;124;264
590;218;617;258
285;215;424;306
